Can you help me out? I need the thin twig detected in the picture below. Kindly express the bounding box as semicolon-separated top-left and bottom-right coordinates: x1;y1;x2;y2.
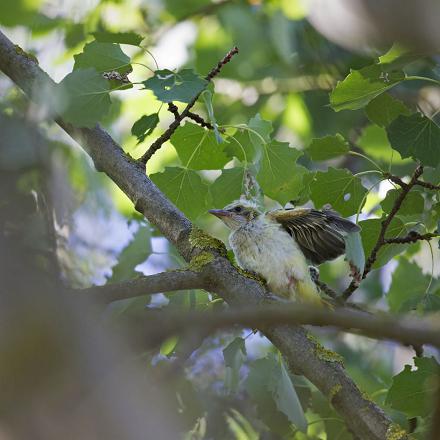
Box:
384;172;440;191
383;231;439;244
140;46;238;165
167;102;218;130
342;165;425;300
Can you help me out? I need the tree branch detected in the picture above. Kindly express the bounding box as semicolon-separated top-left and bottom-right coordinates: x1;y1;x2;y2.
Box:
167;102;219;131
138;304;440;349
383;231;439;244
139;46;238;165
342;165;424;300
0;29;407;440
76;270;207;304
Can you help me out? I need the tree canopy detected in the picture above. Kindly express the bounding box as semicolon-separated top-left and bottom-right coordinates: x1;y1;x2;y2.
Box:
0;1;440;439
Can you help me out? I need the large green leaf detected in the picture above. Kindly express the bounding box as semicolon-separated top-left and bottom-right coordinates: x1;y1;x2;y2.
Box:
171;123;229;170
307;133;349;161
74;41;131;74
257;140;307;205
210;167;245;208
224;129;258;164
359;217;407;269
386;357;440;418
56;68;111;128
223;337;246;393
92;31;144;46
387;113;440;167
143;69;208;103
110;224;152;282
245;355;307;435
387;258;431;312
365;93;410;127
344;231;365;274
309;168;367;217
330;65;405;111
150;167;209;220
381;189;424;217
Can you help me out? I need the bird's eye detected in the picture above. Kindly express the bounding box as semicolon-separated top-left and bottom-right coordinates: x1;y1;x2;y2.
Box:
233;206;243;213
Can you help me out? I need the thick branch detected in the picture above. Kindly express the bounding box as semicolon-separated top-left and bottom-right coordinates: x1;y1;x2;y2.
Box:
140;46;238;164
342;165;424;300
76;270;206;304
140;304;440;349
0;29;405;440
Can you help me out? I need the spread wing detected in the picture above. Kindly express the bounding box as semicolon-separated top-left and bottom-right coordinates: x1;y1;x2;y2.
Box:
268;208;360;265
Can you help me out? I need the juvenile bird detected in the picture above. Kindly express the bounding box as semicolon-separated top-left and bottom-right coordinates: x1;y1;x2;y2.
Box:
209;200;359;305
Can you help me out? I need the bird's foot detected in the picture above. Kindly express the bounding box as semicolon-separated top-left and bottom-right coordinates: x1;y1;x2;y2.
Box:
309;265;320;282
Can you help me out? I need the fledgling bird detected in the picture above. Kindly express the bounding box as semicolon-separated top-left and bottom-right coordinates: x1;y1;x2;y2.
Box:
209;200;359;305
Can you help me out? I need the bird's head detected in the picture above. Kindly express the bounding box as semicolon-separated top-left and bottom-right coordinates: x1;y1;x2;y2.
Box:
209;199;261;230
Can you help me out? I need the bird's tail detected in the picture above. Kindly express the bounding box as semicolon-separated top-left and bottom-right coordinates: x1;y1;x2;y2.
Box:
296;279;333;308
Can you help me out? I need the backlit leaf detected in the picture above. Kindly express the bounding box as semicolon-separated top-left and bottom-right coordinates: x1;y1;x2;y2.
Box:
57;68;111;128
387;113;440;168
386;357;440;418
307;133;349;161
210;167;245;208
223;337;246;393
257;140;307;205
330;64;405;111
171;123;229;170
365;93;410;127
150;167;209;220
74;41;131;74
309;168;367;217
110;223;152;282
131;113;159;143
92;31;144;46
143;69;208;103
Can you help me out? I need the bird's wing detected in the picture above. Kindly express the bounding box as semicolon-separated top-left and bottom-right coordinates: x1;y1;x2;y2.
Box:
268;208;360;265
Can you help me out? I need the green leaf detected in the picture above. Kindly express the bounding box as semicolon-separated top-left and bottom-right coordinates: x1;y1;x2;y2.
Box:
387;258;430;312
357;124;395;161
245;355;307;435
344;231;365;274
307;133;349;161
249;114;272;156
386;357;440;418
74;41;131;74
171;123;229;170
359;217;407;269
202;90;223;143
210;167;245;208
365;93;411;127
309;167;367;217
330;64;405;111
150;167;209;220
92;31;144;46
387;113;440;167
56;68;111;128
257;140;307;205
381;189;424;217
224;129;258;164
131;113;159;143
223;337;246;393
270;359;308;433
160;336;179;357
143;69;208;103
378;44;421;69
110;224;152;282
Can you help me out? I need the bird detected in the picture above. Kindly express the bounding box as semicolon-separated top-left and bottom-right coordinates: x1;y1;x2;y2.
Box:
209;199;360;305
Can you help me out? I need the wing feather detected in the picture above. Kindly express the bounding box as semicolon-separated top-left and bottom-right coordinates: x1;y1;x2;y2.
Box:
268;208;360;265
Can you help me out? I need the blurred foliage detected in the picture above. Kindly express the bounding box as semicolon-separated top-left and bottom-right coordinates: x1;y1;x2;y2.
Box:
1;0;440;438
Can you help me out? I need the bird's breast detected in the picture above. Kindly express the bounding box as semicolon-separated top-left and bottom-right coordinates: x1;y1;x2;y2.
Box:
229;220;310;296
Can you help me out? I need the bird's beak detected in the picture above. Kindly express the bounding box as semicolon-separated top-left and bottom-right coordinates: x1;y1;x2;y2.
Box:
208;209;231;218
